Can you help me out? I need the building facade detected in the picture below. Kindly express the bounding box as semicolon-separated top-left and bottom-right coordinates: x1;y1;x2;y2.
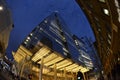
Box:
12;12;101;79
76;0;120;78
0;0;13;57
22;12;97;69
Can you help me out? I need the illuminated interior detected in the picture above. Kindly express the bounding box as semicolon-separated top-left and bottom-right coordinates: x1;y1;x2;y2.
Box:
13;44;90;77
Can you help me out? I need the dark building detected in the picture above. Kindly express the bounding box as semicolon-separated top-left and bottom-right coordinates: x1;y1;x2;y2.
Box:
76;0;120;78
0;0;13;57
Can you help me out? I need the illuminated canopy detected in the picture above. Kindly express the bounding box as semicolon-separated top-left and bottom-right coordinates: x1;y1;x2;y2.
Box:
13;45;89;75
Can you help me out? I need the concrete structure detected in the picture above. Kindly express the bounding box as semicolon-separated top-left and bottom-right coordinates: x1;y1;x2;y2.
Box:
0;0;13;56
76;0;120;78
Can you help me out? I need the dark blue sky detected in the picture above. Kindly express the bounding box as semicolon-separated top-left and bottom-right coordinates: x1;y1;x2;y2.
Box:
6;0;95;59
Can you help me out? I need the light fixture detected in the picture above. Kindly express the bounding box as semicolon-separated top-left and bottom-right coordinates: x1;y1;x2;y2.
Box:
44;20;48;23
26;39;29;42
27;36;30;40
30;33;33;36
103;9;109;15
0;6;3;11
75;40;79;45
24;41;27;44
63;47;69;53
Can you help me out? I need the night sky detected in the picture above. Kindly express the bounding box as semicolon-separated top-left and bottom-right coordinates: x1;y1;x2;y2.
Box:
6;0;95;59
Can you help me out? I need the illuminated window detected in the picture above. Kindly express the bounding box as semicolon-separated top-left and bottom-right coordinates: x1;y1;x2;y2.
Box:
26;39;29;42
108;39;111;45
118;57;120;61
99;0;105;3
44;20;48;23
103;9;109;15
24;41;27;44
108;34;111;39
30;33;33;36
27;37;31;40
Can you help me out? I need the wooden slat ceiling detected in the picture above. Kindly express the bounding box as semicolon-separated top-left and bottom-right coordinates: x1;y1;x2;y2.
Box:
13;45;89;74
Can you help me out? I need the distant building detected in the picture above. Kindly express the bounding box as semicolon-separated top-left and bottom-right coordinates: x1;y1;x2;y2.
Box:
0;0;13;56
76;0;120;78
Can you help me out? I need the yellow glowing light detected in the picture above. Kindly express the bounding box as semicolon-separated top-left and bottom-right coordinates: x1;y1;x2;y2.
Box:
65;64;79;70
32;66;39;72
50;59;72;69
20;45;32;56
32;46;50;62
71;66;83;72
45;56;63;66
57;62;72;69
38;53;58;64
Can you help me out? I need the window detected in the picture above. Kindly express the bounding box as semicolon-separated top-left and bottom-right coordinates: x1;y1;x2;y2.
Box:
108;33;111;40
99;0;106;3
103;9;109;15
107;39;111;45
106;47;110;56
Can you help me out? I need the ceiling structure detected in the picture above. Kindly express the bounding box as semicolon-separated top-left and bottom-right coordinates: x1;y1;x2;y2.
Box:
13;45;89;75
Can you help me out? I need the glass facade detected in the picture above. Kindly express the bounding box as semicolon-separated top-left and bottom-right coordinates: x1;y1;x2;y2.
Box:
22;12;100;70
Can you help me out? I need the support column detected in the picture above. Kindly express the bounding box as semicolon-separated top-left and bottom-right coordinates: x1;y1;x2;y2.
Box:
71;71;74;80
86;73;88;80
39;58;44;80
83;73;86;80
64;68;67;80
54;64;57;80
20;62;25;79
